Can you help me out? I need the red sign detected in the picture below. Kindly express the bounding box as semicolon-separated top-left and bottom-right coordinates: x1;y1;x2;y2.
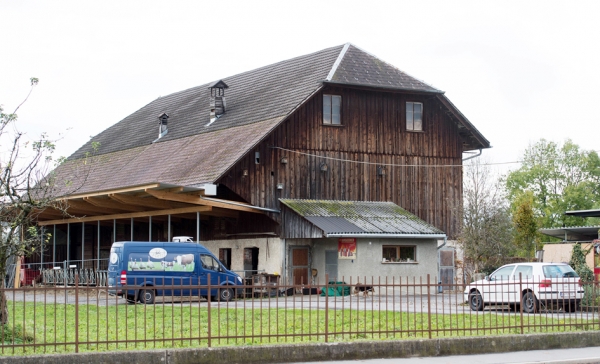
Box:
338;238;357;260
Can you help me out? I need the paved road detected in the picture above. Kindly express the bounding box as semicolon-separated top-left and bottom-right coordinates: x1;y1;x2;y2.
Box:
290;347;600;364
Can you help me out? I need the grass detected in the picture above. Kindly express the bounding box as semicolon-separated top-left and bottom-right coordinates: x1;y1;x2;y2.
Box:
1;299;599;356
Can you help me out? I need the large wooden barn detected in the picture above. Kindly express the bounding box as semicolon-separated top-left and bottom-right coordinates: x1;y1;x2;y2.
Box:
30;43;490;286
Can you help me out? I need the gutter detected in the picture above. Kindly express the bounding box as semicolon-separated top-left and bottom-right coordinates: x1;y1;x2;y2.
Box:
437;236;448;250
325;233;447;239
462;149;482;162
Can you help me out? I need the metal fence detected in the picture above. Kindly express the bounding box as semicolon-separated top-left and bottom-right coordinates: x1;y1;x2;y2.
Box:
5;259;109;288
0;274;599;356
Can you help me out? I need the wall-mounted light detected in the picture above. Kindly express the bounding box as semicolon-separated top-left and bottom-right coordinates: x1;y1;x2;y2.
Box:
280;156;288;165
242;169;248;177
277;183;284;190
320;163;328;172
377;166;386;176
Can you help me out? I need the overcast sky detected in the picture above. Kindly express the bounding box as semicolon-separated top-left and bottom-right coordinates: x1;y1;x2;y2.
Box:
1;1;599;177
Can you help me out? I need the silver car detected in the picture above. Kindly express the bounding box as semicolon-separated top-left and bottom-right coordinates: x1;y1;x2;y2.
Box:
464;262;584;313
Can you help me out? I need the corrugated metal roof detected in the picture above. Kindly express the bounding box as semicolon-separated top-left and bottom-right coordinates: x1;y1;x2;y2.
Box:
281;199;444;236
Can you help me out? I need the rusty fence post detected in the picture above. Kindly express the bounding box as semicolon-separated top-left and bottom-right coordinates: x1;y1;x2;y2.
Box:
75;271;79;353
427;274;432;339
207;273;211;348
324;274;329;343
519;272;524;335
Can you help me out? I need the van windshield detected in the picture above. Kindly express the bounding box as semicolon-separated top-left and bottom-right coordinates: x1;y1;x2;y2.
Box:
543;265;579;278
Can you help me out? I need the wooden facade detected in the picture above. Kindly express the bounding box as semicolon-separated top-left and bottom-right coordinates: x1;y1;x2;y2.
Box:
218;86;464;238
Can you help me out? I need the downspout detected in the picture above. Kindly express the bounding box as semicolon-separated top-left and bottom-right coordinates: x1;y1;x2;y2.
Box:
462;148;483;162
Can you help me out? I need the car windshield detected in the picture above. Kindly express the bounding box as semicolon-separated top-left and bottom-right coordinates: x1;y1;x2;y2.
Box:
542;264;579;278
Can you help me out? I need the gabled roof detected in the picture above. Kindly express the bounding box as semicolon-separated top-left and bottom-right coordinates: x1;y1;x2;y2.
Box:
50;43;489;197
280;199;445;237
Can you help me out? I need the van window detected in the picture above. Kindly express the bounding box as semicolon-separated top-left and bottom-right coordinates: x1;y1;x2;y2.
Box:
201;254;220;271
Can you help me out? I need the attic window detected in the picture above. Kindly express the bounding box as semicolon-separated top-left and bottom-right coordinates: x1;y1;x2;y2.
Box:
406;102;423;131
323;94;341;125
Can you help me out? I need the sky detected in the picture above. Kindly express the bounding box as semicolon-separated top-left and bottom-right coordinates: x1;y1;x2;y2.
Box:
1;0;599;177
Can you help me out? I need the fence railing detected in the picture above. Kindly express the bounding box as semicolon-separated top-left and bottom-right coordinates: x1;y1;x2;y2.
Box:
5;259;109;288
0;274;599;356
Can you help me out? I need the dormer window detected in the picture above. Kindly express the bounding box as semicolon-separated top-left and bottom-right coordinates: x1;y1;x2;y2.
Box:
158;112;169;138
323;94;341;125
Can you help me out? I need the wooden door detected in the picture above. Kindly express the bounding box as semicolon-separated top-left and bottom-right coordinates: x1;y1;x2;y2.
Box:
291;247;309;286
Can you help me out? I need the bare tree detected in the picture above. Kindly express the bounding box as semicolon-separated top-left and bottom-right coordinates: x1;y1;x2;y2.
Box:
458;158;514;280
0;79;65;324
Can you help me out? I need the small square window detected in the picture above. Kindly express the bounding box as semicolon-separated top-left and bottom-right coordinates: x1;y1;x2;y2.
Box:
382;245;417;263
406;102;423;131
323;94;342;125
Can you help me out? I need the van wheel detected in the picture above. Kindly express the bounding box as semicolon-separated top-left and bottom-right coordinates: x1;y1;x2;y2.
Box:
468;290;484;311
139;288;155;304
522;292;538;313
217;287;234;302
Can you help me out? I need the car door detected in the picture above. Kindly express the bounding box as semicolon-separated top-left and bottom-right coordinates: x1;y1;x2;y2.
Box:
510;265;533;303
484;265;516;304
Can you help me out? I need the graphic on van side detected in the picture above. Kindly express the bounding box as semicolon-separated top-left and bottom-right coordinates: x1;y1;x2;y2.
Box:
127;248;195;272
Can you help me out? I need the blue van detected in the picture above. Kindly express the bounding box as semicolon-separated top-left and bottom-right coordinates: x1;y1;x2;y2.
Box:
107;241;242;303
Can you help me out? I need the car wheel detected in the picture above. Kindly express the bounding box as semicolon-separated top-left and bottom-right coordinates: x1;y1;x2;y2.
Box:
217;287;234;302
468;291;484;311
139;288;155;304
522;291;538;313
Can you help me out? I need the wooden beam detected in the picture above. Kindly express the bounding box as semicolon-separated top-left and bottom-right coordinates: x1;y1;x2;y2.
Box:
38;205;212;226
66;200;122;215
84;196;147;212
108;193;182;210
59;183;161;200
145;189;262;214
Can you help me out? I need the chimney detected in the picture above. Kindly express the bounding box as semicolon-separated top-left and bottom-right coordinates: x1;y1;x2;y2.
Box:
158;112;169;138
208;80;229;124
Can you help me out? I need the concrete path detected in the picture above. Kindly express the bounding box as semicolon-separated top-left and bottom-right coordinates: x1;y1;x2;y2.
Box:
291;346;600;364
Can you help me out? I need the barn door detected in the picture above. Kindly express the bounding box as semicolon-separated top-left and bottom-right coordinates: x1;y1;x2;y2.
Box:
290;247;310;286
438;247;455;291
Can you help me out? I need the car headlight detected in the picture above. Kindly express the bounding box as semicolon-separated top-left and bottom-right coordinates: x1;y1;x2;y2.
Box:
237;276;242;284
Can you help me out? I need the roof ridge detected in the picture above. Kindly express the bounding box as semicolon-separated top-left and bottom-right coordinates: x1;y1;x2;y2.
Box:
325;43;350;81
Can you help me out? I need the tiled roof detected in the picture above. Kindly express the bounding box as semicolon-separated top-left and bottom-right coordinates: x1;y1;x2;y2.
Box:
280;199;445;236
329;44;441;93
51;43;489;195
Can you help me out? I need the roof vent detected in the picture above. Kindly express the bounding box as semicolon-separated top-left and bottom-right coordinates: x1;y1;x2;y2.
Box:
207;80;229;126
157;112;169;139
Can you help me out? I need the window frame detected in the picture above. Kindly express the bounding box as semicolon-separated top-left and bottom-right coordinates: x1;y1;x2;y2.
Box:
323;94;342;125
406;101;423;132
381;245;417;264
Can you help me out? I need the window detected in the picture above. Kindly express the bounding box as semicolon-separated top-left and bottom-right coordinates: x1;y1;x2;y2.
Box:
489;265;515;281
512;265;533;279
382;245;416;263
323;94;341;125
200;254;221;271
406;102;423;131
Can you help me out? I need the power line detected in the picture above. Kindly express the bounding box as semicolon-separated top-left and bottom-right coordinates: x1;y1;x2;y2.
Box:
270;146;521;168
